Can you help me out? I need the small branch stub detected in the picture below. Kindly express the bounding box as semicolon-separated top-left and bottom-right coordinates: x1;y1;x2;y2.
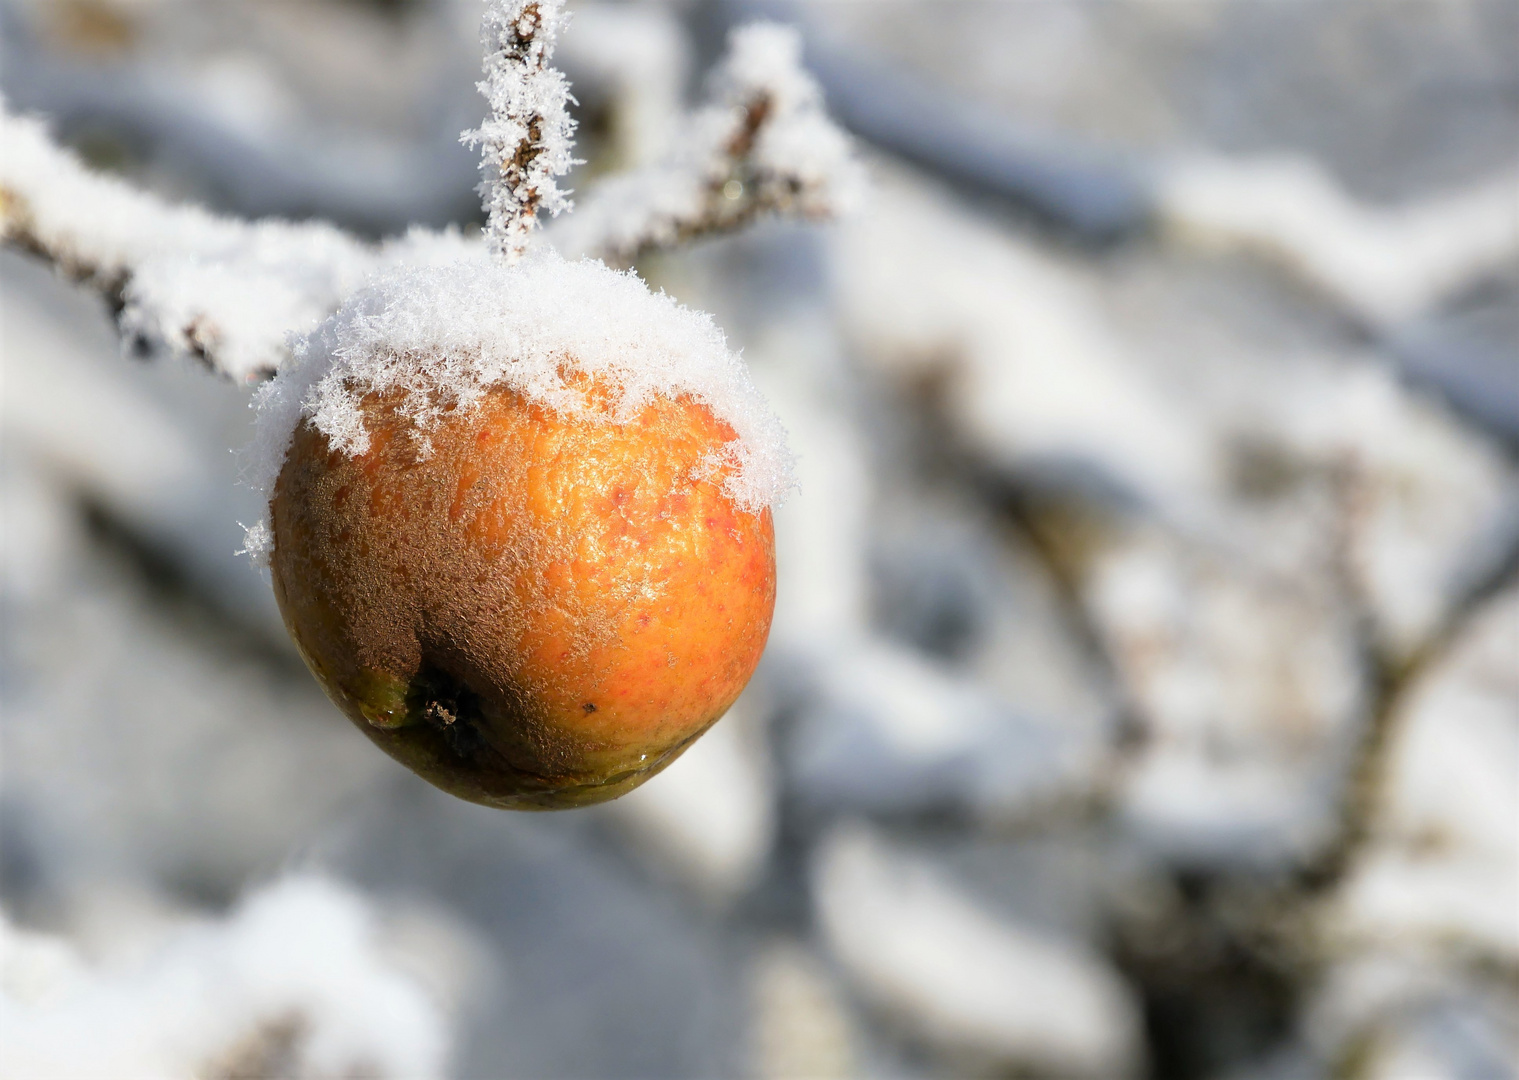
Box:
463;0;579;261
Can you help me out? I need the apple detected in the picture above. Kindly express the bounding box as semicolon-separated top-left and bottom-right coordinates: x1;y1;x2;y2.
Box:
269;374;776;809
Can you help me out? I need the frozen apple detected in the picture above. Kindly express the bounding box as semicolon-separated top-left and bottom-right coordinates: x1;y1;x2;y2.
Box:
246;256;792;809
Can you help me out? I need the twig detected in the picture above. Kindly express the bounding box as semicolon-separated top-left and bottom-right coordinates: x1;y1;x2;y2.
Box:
461;0;578;261
1300;464;1519;890
0;102;485;382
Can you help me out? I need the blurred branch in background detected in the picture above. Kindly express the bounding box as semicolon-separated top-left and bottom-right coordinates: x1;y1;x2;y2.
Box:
0;0;482;234
732;0;1519;450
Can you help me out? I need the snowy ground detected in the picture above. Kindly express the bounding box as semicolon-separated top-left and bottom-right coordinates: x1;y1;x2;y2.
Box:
2;1;1516;1078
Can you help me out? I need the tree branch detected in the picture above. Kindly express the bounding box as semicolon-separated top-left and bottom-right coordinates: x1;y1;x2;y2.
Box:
0;102;480;382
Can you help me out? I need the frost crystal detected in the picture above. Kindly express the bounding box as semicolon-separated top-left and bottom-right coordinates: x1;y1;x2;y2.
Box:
461;0;580;260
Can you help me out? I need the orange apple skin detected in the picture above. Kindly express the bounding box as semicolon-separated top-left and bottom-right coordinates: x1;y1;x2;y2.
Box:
269;380;776;809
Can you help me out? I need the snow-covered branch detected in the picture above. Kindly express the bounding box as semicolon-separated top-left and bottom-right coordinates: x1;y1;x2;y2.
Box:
0;103;479;382
461;0;578;261
0;14;860;381
547;23;863;265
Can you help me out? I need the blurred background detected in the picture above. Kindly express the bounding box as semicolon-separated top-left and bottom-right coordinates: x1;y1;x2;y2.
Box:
2;1;1516;1077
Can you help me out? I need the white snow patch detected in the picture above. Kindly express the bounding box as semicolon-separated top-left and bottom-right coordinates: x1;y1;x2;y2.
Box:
789;637;1093;820
832;164;1215;512
1088;527;1363;867
1157;154;1519;326
1327;586;1519;960
1308;955;1519;1080
1265;361;1516;656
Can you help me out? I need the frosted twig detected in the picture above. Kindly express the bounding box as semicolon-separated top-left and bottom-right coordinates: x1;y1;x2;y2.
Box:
461;0;578;261
547;23;863;265
1;102;367;382
1;16;854;380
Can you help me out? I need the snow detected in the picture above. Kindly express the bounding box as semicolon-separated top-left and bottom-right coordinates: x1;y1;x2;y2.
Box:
7;5;1518;1075
1;249;286;637
1087;526;1363;867
1262;361;1516;656
2;102;362;382
546;23;863;263
1326;586;1519;960
748;940;858;1080
788;637;1095;821
1307;955;1519;1080
461;0;579;260
244;250;794;557
0;876;450;1079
